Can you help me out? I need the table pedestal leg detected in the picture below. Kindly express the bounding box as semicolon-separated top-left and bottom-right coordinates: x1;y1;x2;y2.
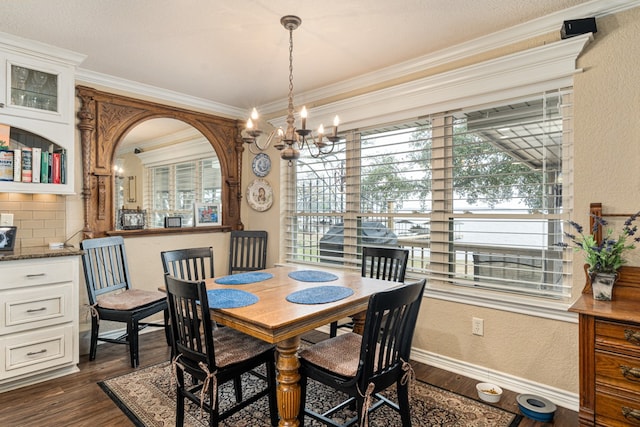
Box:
352;311;366;335
276;336;301;427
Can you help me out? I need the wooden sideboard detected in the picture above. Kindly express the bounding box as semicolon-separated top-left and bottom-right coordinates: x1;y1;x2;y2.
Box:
570;266;640;426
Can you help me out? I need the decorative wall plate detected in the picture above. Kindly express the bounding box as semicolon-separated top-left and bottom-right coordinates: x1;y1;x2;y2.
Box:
246;178;273;212
252;153;271;177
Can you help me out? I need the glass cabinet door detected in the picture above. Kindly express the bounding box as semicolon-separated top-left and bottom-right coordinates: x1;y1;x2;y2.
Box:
9;64;58;113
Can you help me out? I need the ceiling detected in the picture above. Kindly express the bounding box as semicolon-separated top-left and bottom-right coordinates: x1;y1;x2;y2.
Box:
0;0;596;114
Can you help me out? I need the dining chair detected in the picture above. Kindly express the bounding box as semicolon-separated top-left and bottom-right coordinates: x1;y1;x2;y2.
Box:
164;274;279;427
228;230;268;274
80;235;169;368
160;246;215;281
298;278;426;427
330;246;410;337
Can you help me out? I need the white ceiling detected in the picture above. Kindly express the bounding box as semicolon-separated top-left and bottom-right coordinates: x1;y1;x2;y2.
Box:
0;0;599;114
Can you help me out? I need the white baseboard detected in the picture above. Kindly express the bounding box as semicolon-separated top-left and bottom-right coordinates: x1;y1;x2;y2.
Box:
409;347;579;411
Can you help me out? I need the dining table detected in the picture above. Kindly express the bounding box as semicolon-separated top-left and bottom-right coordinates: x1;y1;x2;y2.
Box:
199;265;398;427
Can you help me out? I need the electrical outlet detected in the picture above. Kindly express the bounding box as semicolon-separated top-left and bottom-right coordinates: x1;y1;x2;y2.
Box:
472;317;484;336
0;213;13;226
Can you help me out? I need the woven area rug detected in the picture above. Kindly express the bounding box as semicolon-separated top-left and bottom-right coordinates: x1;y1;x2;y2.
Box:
99;362;521;427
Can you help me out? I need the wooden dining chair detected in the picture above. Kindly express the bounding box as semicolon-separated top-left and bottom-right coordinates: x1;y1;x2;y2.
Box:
228;230;268;274
298;279;426;427
164;274;279;427
330;246;409;337
80;236;169;368
160;246;215;281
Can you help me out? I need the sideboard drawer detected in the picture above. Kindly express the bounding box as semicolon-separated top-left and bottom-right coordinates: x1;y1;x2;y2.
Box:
596;350;640;394
0;324;74;381
0;259;74;290
596;320;640;358
0;282;73;334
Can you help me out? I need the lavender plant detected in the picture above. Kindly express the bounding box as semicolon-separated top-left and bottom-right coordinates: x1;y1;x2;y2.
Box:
560;212;640;273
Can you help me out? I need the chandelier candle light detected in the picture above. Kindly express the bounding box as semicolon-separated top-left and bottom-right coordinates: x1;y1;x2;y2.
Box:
241;15;340;165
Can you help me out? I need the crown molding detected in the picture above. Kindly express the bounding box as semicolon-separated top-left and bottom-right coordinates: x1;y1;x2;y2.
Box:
74;68;245;119
260;0;639;115
269;33;591;132
0;30;86;66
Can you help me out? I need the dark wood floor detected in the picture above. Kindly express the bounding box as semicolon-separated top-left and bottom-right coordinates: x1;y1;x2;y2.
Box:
0;330;577;426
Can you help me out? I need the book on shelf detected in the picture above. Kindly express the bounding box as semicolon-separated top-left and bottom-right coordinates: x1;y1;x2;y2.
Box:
40;150;49;183
13;148;21;181
60;149;66;185
0;149;13;181
51;151;61;184
32;147;41;183
21;147;32;183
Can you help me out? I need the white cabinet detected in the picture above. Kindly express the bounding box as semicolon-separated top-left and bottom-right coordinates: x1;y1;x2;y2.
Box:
0;32;85;194
0;256;80;392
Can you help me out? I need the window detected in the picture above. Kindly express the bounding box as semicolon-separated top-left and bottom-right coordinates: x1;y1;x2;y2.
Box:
145;157;221;227
285;89;572;300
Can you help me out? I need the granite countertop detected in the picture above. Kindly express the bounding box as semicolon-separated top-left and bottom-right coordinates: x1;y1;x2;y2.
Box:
0;245;83;261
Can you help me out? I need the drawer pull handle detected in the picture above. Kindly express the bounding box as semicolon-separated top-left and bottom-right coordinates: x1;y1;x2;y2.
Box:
620;365;640;381
624;329;640;346
26;307;47;313
26;273;46;279
26;349;47;356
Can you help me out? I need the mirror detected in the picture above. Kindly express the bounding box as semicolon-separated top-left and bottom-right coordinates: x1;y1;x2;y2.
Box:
114;118;222;229
77;85;243;238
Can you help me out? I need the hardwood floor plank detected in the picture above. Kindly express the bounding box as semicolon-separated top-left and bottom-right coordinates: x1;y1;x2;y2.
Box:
0;330;577;426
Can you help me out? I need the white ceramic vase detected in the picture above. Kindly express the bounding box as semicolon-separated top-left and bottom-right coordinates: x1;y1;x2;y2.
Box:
590;271;617;301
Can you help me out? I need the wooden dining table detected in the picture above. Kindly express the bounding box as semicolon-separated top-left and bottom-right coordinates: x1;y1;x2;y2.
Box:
200;265;397;427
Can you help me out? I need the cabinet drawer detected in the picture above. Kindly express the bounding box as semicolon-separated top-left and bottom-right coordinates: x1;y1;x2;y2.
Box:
0;259;75;290
0;282;73;334
0;324;73;380
596;350;640;394
596;319;640;358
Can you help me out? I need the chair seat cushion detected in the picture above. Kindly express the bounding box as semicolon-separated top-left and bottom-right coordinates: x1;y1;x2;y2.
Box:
299;332;362;377
213;327;274;367
97;289;166;311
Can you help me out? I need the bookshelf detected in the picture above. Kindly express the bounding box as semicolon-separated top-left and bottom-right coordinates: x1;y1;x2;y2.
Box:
0;32;85;195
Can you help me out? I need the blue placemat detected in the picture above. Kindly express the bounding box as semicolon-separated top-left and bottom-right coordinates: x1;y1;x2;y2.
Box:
288;270;339;282
286;286;354;305
215;272;274;285
206;289;259;309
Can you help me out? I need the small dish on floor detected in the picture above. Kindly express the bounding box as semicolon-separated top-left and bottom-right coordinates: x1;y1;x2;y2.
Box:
476;382;503;403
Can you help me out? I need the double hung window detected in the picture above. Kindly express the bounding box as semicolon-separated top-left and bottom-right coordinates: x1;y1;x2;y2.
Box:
285;89;572;300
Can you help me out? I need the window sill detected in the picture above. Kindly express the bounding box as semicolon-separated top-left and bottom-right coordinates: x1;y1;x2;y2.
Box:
425;285;578;323
107;225;231;238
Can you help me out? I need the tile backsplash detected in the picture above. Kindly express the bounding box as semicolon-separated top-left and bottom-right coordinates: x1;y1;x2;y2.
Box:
0;192;66;250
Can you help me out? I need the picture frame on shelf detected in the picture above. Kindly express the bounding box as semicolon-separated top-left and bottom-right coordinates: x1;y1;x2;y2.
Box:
0;226;17;251
194;203;221;227
164;216;182;228
118;209;145;230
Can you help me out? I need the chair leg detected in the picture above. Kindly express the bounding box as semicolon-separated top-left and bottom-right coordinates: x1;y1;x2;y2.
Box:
89;315;99;361
176;370;186;427
298;373;308;427
233;376;243;402
128;320;139;368
329;321;338;338
267;356;279;427
397;381;412;426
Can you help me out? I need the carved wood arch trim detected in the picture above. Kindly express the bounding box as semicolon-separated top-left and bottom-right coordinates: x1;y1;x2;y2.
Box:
76;85;244;238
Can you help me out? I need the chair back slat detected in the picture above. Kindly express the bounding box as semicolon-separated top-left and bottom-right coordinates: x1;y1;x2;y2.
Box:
359;279;425;387
362;246;409;282
80;236;132;304
161;247;214;281
164;274;216;368
229;230;268;274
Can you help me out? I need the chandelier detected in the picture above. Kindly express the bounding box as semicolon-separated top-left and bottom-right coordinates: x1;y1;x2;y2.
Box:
242;15;340;165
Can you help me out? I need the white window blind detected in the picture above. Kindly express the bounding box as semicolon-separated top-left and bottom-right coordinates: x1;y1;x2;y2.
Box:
144;157;221;228
285;89;572;299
